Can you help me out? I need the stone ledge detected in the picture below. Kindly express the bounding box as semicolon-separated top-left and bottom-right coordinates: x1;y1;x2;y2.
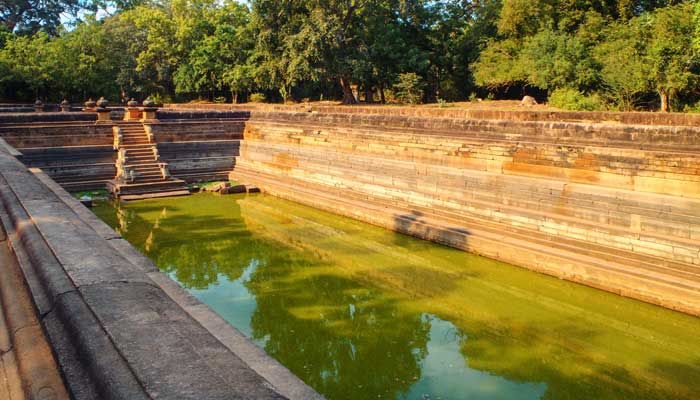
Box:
165;103;700;127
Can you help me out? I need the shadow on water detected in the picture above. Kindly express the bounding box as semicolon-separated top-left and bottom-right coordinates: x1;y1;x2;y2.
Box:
93;193;700;400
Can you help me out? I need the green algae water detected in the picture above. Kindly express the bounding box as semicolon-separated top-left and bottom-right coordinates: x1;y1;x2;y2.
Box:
93;193;700;400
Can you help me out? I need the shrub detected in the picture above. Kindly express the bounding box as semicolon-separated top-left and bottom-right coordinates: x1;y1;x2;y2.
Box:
683;101;700;113
213;96;227;103
548;87;604;111
437;98;453;108
249;93;266;103
393;73;424;104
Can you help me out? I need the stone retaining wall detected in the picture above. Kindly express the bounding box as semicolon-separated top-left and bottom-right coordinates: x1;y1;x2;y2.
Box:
0;114;248;190
231;111;700;315
145;118;245;182
166;103;700;126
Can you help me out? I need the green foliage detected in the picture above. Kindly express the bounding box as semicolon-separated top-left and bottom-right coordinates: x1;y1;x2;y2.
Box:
0;0;699;110
694;1;700;55
472;39;525;90
393;73;424;104
548;87;604;111
249;93;266;103
641;3;699;112
592;20;649;110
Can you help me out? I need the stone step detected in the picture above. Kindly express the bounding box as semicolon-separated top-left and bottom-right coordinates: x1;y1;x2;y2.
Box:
124;148;155;154
266;163;700;275
126;155;157;162
119;189;191;201
133;173;165;181
107;178;187;194
122;140;150;145
240;149;700;250
233;166;700;287
128;169;162;176
232;167;700;315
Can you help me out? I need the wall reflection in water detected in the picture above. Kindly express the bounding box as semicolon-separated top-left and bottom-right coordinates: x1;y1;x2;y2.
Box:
94;193;700;400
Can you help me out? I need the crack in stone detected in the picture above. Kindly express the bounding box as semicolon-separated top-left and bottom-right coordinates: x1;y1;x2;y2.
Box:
0;344;12;357
75;280;162;293
38;288;77;320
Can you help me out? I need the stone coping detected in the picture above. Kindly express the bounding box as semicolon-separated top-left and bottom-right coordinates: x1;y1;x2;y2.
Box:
156;110;251;120
165;103;700;127
0;112;98;124
0;144;322;399
246;110;700;151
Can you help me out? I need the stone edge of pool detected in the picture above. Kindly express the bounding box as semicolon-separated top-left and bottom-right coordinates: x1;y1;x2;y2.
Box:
0;145;323;399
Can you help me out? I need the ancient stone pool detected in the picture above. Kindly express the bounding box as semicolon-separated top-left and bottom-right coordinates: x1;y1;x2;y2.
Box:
93;193;700;400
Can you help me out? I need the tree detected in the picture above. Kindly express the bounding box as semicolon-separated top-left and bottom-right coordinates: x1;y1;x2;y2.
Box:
472;38;526;90
0;32;51;98
593;22;649;110
172;0;251;101
393;72;424;104
0;0;94;34
642;3;699;112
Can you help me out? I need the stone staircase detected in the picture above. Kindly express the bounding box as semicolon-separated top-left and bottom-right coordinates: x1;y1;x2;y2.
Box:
107;122;189;200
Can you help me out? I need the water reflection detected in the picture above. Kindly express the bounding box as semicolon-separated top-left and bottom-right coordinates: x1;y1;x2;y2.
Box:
93;193;700;400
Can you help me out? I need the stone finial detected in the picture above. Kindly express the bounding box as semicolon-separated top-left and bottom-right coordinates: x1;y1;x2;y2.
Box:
84;98;96;108
34;99;43;106
60;99;70;106
142;97;156;108
96;97;109;109
127;98;139;107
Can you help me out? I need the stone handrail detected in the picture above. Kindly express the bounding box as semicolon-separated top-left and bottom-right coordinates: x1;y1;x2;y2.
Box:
145;125;154;142
159;162;171;179
112;126;122;150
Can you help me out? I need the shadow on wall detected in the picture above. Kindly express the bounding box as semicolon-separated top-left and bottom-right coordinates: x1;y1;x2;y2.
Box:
393;210;470;250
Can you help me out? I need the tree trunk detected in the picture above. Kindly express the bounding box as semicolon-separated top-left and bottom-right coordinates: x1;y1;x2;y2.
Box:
659;90;670;113
231;91;238;104
340;77;357;105
364;86;374;103
379;81;386;104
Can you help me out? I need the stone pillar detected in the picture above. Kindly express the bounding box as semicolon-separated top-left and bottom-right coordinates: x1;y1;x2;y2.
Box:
60;99;71;112
34;100;44;112
124;98;141;121
84;98;96;113
95;97;111;122
140;97;159;121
